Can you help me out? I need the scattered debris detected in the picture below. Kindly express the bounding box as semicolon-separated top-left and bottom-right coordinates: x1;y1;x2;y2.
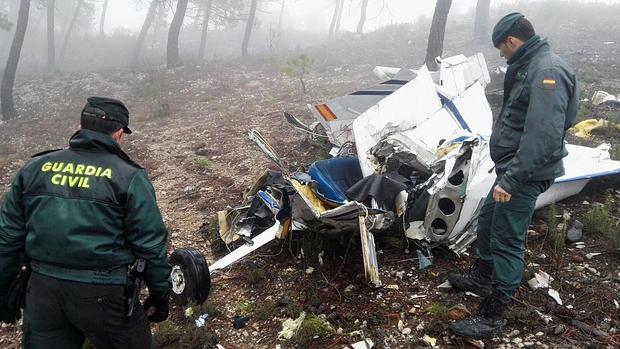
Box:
570;119;620;138
565;220;584;243
574;242;586;249
535;310;552;325
232;315;250;329
195;313;209;327
343;285;357;294
278;312;306;340
527;271;553;290
591;90;620;107
422;334;437;347
350;338;375;349
437;280;452;291
417;250;433;269
547;289;563;305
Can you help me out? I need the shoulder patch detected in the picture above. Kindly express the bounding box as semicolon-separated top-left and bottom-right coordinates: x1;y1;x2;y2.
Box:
542;77;556;86
536;68;561;90
31;148;63;158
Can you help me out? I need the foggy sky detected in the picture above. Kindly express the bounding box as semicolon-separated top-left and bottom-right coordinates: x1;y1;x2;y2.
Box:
102;0;620;35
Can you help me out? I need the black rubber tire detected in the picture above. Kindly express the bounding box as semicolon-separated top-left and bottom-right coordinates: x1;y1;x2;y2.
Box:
169;248;211;306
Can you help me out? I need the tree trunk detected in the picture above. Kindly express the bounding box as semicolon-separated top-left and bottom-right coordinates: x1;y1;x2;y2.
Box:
198;0;212;61
58;0;84;65
334;0;344;33
1;0;30;121
132;0;159;65
424;0;452;71
167;0;189;68
150;4;164;52
328;0;340;38
47;0;55;72
277;0;285;33
356;0;369;34
99;0;108;37
241;0;258;57
473;0;490;43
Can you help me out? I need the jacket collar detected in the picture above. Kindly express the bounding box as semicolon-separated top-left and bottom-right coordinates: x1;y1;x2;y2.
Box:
69;129;124;155
507;35;547;66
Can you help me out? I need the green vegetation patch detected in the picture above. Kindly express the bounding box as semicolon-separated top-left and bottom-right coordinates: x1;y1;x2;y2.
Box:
291;314;333;348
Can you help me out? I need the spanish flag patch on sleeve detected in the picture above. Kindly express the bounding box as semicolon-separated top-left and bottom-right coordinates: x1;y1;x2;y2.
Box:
540;74;559;90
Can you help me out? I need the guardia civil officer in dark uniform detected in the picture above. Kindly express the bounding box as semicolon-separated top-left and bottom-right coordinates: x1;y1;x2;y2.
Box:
448;14;579;339
0;97;171;348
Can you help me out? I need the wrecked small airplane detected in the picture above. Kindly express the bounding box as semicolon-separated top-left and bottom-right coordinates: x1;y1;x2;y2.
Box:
168;53;620;305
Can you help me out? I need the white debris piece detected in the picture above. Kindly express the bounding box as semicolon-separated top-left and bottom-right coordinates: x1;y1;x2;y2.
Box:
528;271;554;290
592;90;619;105
548;289;563;305
278;312;306;340
536;310;553;324
195;314;209;327
350;338;375;349
437;280;453;290
422;334;437;347
585;252;602;260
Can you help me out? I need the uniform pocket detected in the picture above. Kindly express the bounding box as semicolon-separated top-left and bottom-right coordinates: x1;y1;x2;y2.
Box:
496;121;523;148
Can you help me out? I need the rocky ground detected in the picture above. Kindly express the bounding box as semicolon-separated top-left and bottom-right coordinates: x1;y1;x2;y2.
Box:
1;5;620;348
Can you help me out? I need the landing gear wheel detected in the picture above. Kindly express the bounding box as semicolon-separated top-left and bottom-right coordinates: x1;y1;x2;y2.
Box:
169;248;211;306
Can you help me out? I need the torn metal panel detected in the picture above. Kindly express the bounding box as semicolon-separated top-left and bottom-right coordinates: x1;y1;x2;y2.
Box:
358;214;382;287
437;52;490;95
353;65;444;177
209;222;280;274
370;135;435;175
310;53;491;146
248;129;285;170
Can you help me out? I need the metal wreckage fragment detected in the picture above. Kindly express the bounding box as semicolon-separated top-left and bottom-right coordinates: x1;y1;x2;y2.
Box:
168;53;620;304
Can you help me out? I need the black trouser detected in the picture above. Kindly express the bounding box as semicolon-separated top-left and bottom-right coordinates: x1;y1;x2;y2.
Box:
23;272;152;349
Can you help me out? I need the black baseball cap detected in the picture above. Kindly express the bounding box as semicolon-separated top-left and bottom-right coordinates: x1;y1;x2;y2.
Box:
81;96;132;134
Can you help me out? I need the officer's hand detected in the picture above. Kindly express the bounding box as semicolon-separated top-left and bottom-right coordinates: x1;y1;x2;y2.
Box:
0;303;20;324
493;185;512;203
143;295;169;323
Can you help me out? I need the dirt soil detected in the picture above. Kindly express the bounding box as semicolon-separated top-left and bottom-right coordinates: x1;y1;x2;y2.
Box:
1;12;620;349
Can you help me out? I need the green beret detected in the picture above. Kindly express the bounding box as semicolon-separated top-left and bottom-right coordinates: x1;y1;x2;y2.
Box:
492;12;525;47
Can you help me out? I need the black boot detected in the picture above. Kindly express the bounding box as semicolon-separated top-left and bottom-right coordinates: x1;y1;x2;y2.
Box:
448;259;493;297
449;289;508;339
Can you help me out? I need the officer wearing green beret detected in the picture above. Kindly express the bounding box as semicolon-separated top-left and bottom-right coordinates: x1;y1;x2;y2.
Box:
448;13;579;339
0;97;171;348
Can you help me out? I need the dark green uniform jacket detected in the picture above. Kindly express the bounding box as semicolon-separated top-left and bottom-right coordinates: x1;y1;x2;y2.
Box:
0;129;171;303
490;35;579;194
